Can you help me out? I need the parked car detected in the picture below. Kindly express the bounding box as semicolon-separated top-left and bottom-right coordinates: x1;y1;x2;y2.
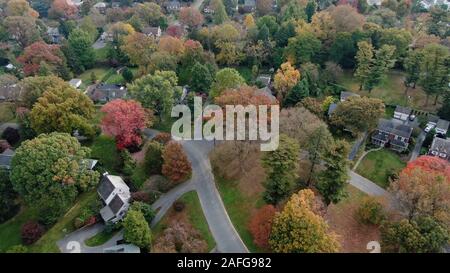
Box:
424;123;436;133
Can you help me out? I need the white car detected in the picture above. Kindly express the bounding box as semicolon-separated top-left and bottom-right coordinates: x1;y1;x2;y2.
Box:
424;124;435;133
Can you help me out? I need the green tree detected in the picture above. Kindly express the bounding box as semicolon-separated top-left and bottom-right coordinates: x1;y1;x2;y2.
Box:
189;62;213;93
305;0;317;23
66;28;95;72
29;85;95;137
212;0;229;24
438;92;450;120
144;141;164;175
284;78;310;107
285;31;321;65
329;32;357;68
269;189;340;253
223;0;237;15
280;1;306;22
122;67;133;83
316;140;350;205
19;75;68;109
262;134;299;204
305;125;332;186
365;44;396;92
354;41;374;90
128;71;179;121
403;50;423;95
419;43;449;106
0;169;19;223
10;133;99;224
210;68;246;98
123;209;152;249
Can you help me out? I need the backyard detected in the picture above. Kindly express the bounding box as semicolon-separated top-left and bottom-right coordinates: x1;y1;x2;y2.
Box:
337;70;441;113
355;149;406;188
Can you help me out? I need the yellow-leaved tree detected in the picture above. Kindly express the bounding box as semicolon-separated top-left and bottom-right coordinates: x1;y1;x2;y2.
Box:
273;62;300;104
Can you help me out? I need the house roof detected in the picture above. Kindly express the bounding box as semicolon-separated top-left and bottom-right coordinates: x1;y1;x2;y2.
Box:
256;74;271;87
93;2;107;8
395;105;412;115
88;83;127;101
142;26;161;36
109;194;125;214
327;103;338;116
98;176;116;201
0;83;21;101
430;137;450;154
377;118;413;138
436;119;450;131
340;91;360;101
81;159;98;170
100;205;115;222
69;79;82;87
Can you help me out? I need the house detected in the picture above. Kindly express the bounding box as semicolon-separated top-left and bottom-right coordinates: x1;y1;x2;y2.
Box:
103;244;141;253
203;5;215;14
100;32;113;42
328;103;338;117
93;2;107;14
164;0;181;12
256;74;272;87
242;0;256;13
0;148;14;170
393;105;412;121
340;91;360;102
87;83;127;103
46;27;61;44
436;119;450;135
428;137;450;161
0;83;21;101
98;174;131;223
69;79;82;89
371;118;413;152
142;26;162;38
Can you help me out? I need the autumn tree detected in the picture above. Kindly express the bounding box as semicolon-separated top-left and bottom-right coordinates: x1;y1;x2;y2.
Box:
274;62;300;104
261;134;299;204
128;71;180;121
179;7;204;29
101;99;148;150
331;96;385;135
144;141;164;175
310;11;336;46
162;142;192;183
3;16;40;48
120;32;157;75
10;133;99;224
210;68;246;98
29;84;95;137
6;0;39;17
269;189;340;253
19;75;67;109
49;0;78;19
21;221;44;245
123;209;152;250
244;14;256;29
17;42;69;77
215;41;243;66
248;205;277;250
329;4;365;32
158;36;185;57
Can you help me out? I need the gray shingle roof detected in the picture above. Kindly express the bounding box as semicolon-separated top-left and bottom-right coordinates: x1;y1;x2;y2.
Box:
377;119;413;138
436;119;450;131
98;176;115;201
395;105;412;115
430;137;450;154
109;195;125;214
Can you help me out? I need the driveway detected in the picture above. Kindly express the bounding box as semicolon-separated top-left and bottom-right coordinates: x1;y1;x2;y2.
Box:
409;131;426;162
348;170;388;197
348;132;367;161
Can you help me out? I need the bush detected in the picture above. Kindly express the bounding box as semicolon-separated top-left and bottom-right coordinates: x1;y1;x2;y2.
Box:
162;142;192;183
131;201;156;223
121;149;136;176
1;127;20;145
173;201;185;212
144;141;164;175
122;67;134;83
356;197;386;225
21;221;45;245
153;132;171;145
131;191;151;203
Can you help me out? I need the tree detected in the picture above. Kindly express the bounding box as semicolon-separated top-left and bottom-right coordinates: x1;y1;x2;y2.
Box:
6;0;39;17
144;141;164;175
19;75;68;109
316;140;350;205
130;201;156;224
256;0;273;16
1;127;20;146
66;28;95;72
248;205;277;250
128;71;179;120
354;41;374;90
285;31;322;65
330;96;385;135
304;125;333;186
101;99;148;150
122;67;133;83
21;221;44;245
329;32;356;68
438;92;450;120
367;8;399;28
244;14;256;29
269;189;340;253
179;7;204;29
0;169;19;224
3;16;40;48
419;43;449;106
210;68;246;98
305;0;317;22
166;25;184;38
162;142;192;183
49;0;78;19
403;50;423;94
29;85;95;137
329;4;365;32
158;36;185;57
215;41;243;66
17;41;67;77
189;62;213;93
382;217;449;253
123;209;152;250
356;197;386;225
310;11;336;45
390;157;450;223
120;32;157;75
262;134;299;204
274;62;300;104
284;78;310;107
10;133;99;224
212;0;229;24
365;44;396;92
280;1;306;22
223;0;238;16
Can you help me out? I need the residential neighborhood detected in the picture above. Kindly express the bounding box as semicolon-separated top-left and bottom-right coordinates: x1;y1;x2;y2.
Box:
0;0;449;257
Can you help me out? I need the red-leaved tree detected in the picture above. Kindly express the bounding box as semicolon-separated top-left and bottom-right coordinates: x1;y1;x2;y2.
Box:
402;155;450;179
248;205;277;250
101;99;147;150
162;141;192;183
17;41;65;76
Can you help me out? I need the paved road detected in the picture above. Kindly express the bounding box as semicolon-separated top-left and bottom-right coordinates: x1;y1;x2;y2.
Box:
348;170;388;197
409;131;426;162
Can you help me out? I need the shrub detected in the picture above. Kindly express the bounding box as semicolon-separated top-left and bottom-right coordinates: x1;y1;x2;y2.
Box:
1;127;20;145
131;191;151;203
122;67;134;83
21;221;45;245
131;201;156;223
144;141;164;175
121;149;136;176
123;209;152;249
356;197;386;225
153;132;172;145
173;201;185;212
162;141;192;183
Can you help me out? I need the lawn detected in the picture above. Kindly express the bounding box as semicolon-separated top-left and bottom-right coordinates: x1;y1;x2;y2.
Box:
0;207;39;252
89;135;121;174
94;46;110;63
355;149;406;188
77;67;109;89
337;69;441;113
214;173;264;253
0;102;15;123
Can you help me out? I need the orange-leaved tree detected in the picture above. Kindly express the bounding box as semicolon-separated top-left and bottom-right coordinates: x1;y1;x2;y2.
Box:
162;141;192;183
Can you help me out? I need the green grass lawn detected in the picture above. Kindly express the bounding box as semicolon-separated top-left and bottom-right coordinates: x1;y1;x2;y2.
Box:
94;46;110;63
0;207;39;252
89;135;121;174
85;229;118;247
214;173;264;253
355;149;406;188
337;69;441;113
77;67;110;89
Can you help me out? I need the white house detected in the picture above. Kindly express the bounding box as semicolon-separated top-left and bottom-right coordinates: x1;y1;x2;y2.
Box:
142;26;162;38
98;174;131;223
69;79;82;89
394;105;412;121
